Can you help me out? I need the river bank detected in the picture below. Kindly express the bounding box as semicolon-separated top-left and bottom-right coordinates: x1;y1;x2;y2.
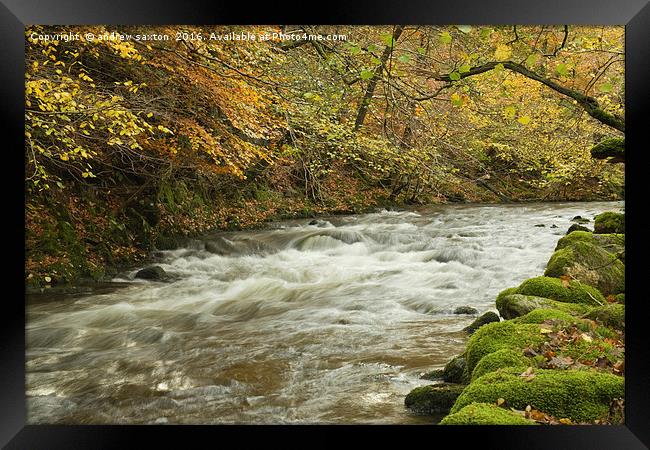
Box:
404;209;625;425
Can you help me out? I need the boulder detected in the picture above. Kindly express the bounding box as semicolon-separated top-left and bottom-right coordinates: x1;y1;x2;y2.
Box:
594;212;624;234
450;368;625;423
442;355;468;384
513;276;606;305
464;321;545;374
463;311;500;334
545;239;625;295
440;403;536;425
567;223;590;234
496;293;591;320
135;266;168;281
404;383;466;415
470;348;530;382
571;215;590;224
584;304;625;330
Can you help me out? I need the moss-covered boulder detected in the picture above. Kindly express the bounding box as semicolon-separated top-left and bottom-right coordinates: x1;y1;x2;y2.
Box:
594;212;624;234
590;137;624;163
405;383;467;414
441;355;469;384
471;348;530;382
516;276;606;305
463;311;500;334
544;240;624;295
513;308;576;325
439;402;536;425
555;231;625;257
465;321;546;374
450;368;624;423
584;304;625;330
496;293;592;320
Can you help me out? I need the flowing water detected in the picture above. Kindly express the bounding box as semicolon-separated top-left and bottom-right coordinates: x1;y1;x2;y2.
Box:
26;201;624;424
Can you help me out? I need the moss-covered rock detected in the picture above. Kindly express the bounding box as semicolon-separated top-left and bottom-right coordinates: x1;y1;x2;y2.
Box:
513;308;576;324
450;368;624;422
584;304;625;330
590;138;624;163
555;231;625;255
463;311;500;334
516;276;606;305
471;348;530;382
439;402;536;425
544;240;624;295
615;293;625;304
594;212;624;234
441;355;469;384
405;383;467;414
465;321;546;374
496;293;592;320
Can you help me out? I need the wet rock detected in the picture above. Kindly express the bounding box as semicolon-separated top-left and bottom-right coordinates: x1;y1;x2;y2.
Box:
442;355;468;384
420;369;445;380
571;215;590;224
205;237;236;255
135;266;168;281
463;311;500;334
550;224;558;228
453;306;479;315
567;223;591;234
534;224;545;227
405;383;466;414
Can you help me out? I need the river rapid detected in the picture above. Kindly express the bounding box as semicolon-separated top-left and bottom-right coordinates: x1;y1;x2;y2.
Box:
26;201;624;424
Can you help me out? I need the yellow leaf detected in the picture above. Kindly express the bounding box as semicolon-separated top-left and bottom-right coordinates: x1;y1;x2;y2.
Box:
517;115;531;125
494;44;512;60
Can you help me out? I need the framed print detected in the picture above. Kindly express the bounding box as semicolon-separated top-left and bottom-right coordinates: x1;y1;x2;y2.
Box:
2;0;649;447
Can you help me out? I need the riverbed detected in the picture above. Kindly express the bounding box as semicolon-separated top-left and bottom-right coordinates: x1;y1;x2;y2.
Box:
26;201;624;424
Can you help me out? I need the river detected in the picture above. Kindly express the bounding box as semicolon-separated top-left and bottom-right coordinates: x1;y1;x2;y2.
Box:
26;201;624;424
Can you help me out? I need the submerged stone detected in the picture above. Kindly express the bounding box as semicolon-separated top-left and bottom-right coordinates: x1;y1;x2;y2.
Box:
454;306;479;315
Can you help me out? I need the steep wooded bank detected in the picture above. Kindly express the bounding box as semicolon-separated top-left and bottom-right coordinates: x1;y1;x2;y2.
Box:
25;25;624;286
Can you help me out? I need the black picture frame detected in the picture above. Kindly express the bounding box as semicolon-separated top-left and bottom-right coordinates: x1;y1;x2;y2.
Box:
2;1;649;448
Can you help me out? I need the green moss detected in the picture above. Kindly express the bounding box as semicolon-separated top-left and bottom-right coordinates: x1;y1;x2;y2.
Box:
544;241;624;295
615;293;625;304
404;383;467;414
440;403;536;425
584;304;625;330
465;321;546;374
496;287;518;307
555;231;624;254
471;349;530;382
513;308;576;324
451;368;624;422
516;276;606;305
594;212;624;234
590;138;624;162
497;294;592;320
